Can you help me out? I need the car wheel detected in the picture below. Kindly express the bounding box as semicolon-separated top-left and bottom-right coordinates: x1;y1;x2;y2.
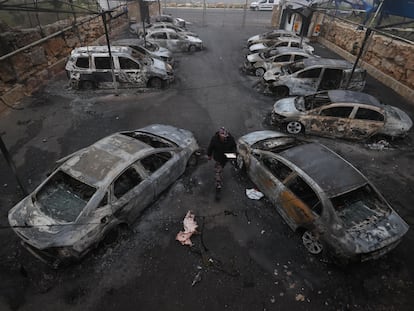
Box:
302;231;323;254
255;7;259;11
148;77;163;89
81;80;95;90
188;45;197;53
286;121;303;134
255;67;265;77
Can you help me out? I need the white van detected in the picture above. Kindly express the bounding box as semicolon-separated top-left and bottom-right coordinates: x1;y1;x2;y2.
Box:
250;0;280;11
65;46;174;90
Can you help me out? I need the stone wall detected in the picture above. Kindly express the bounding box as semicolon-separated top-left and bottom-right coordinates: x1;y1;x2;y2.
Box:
0;10;128;113
319;20;414;100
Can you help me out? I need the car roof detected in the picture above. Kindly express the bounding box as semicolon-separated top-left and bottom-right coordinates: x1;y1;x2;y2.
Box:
61;133;152;188
327;90;381;107
278;143;367;197
147;28;177;34
276;36;310;43
271;47;310;54
302;58;353;68
71;46;132;55
112;39;146;46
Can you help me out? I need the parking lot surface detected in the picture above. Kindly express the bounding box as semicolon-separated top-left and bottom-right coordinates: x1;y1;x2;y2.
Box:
0;8;413;311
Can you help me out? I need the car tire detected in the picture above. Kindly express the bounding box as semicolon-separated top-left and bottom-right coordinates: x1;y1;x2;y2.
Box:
255;67;265;77
188;45;197;53
255;7;259;11
148;77;163;89
286;121;303;134
302;231;323;254
81;80;95;90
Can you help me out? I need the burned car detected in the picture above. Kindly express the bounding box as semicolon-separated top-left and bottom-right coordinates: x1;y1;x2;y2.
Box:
145;29;203;52
262;58;366;97
146;22;198;38
249;37;314;54
271;90;413;139
65;46;174;89
236;130;409;263
243;47;315;77
152;14;188;28
247;29;298;47
8;125;200;267
112;39;174;65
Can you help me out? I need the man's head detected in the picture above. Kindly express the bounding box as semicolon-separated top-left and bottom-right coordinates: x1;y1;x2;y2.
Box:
218;127;228;141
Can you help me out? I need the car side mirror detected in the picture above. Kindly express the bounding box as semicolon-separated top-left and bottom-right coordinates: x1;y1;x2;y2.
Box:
101;216;109;224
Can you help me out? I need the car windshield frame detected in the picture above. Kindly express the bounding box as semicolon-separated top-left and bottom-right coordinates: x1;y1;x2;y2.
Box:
35;170;97;223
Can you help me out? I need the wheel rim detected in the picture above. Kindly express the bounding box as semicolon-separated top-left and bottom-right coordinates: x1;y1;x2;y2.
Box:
286;121;302;134
255;68;265;77
150;78;162;88
302;231;323;254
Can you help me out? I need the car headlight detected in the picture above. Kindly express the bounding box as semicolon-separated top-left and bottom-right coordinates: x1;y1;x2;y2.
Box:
166;63;173;71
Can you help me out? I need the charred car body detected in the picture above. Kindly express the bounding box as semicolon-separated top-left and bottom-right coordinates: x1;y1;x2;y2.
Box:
236;130;409;263
65;46;174;90
145;22;198;38
145;29;203;53
243;47;315;77
249;37;314;55
112;39;174;65
8;125;200;267
271;90;413;139
262;58;366;97
247;29;298;47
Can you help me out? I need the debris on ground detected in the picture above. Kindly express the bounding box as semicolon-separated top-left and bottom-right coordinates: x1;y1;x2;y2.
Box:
192;271;202;286
176;211;198;246
246;188;264;200
367;139;390;150
295;294;305;301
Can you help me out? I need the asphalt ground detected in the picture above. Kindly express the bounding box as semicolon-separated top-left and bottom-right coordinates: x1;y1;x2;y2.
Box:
0;8;413;311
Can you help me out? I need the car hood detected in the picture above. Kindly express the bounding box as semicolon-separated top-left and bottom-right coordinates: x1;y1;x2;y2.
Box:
249;43;267;52
151;58;168;72
383;106;413;133
273;97;302;116
239;130;289;146
138;124;198;149
152;47;172;59
185;35;202;43
8;196;80;249
247;34;261;43
247;53;262;63
346;210;409;255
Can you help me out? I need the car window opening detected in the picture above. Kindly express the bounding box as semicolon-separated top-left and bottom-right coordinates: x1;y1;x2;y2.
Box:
331;184;390;229
114;167;143;199
141;152;172;173
122;132;175;148
36;171;96;222
286;176;322;215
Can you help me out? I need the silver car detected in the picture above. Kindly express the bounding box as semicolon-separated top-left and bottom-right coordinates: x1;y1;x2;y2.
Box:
249;37;314;54
8;124;200;267
271;90;413;139
243;47;315;77
112;39;174;65
146;22;198;38
145;29;203;53
247;30;298;47
237;130;409;264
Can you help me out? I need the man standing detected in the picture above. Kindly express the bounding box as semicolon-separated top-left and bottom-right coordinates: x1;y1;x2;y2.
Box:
207;127;236;200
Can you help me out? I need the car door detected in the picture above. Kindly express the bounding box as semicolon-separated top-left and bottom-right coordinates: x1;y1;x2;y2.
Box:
167;32;186;52
116;56;146;87
110;165;154;223
148;31;168;49
92;56;113;86
139;150;185;197
318;68;343;91
306;105;354;138
348;105;385;139
289;67;322;95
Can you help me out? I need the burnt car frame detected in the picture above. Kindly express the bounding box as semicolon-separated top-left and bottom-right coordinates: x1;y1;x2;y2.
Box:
247;29;298;47
145;29;203;53
243;47;315;77
262;58;366;98
271;90;413;140
236;130;409;263
8;125;200;267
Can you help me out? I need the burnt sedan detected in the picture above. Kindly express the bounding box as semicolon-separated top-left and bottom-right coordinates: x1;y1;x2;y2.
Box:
271;90;413;139
236;130;409;263
8;124;199;267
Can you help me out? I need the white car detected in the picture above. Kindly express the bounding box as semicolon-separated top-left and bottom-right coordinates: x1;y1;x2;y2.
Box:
250;0;280;11
249;37;314;55
145;29;203;53
247;29;298;47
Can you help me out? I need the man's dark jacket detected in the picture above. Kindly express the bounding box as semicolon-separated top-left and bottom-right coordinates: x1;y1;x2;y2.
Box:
207;132;237;166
